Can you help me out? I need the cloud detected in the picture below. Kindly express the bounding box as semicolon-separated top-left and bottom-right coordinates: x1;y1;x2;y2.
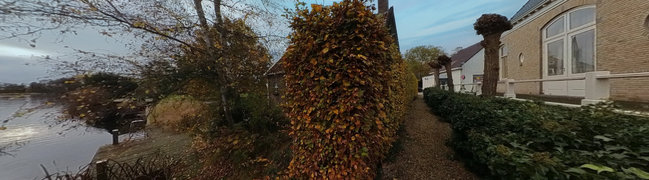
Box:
0;44;52;58
401;16;477;39
393;0;528;51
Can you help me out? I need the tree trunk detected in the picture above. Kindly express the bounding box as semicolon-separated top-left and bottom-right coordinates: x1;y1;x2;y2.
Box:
212;0;234;127
481;33;502;96
193;0;234;126
445;64;454;92
433;68;441;88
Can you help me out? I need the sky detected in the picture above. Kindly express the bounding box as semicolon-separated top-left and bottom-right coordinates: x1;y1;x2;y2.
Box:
0;0;528;84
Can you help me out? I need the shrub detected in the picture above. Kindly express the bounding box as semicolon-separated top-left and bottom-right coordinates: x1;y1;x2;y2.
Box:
191;127;291;179
406;72;418;99
281;0;411;178
232;93;288;135
423;88;649;179
147;95;211;132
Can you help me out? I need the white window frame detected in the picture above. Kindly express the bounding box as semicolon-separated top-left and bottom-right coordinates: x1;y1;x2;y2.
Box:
499;45;508;80
542;5;597;78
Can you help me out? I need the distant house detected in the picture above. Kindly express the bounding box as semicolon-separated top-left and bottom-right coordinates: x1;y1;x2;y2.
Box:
422;42;484;93
499;0;649;102
264;0;399;104
265;60;285;103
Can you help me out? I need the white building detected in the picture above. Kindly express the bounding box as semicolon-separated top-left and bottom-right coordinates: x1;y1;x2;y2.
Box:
422;42;484;93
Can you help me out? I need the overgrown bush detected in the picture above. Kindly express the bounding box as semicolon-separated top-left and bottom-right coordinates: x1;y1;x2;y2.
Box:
147;95;211;132
182;92;290;179
192;127;291;179
232;93;288;135
281;0;411;178
423;88;649;179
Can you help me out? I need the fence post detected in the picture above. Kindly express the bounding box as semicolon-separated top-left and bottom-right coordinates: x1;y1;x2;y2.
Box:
581;71;610;106
504;79;516;98
111;129;119;145
96;160;108;180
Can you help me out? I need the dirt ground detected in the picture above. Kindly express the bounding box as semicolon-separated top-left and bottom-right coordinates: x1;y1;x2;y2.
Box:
91;128;192;164
381;95;478;180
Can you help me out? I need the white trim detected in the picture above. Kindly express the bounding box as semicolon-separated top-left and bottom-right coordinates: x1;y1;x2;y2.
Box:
542;5;597;78
499;45;507;80
544;16;566;40
567;27;597;75
541;5;597;97
504;0;568;36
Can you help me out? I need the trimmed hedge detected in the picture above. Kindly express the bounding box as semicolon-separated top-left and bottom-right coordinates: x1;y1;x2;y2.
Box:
423;88;649;179
281;0;412;178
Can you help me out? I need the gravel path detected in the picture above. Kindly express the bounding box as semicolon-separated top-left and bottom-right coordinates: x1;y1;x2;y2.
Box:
381;95;477;180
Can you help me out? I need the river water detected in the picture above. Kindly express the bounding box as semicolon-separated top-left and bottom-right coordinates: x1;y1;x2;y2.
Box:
0;94;112;180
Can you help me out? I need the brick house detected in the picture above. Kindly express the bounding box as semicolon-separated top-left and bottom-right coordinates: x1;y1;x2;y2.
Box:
498;0;649;102
264;0;400;104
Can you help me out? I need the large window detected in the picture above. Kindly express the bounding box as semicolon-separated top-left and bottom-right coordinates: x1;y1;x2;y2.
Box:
543;6;596;77
547;40;564;76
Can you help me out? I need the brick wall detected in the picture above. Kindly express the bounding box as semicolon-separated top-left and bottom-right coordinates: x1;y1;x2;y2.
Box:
500;0;597;95
500;0;649;102
596;0;649;102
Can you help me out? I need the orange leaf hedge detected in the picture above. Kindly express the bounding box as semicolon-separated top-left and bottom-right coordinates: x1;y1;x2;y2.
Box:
281;0;413;178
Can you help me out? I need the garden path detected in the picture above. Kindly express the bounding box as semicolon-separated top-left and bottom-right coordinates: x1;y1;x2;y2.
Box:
381;95;477;179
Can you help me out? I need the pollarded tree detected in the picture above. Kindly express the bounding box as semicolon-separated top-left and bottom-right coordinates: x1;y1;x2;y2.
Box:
438;55;454;92
474;14;512;96
427;60;443;88
281;0;408;178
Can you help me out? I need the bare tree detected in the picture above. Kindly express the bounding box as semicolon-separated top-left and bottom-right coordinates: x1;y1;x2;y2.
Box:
438;55;454;91
427;61;443;88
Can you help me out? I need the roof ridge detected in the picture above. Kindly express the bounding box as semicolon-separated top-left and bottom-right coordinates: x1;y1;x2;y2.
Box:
510;0;550;23
449;42;483;69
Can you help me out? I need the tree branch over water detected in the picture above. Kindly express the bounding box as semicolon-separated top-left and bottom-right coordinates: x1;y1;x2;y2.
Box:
1;0;289;128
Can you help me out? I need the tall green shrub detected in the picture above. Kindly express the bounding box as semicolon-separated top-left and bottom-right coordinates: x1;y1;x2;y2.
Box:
281;0;408;178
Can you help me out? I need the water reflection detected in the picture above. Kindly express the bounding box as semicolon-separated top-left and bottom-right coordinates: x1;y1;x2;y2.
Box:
0;126;39;143
0;94;112;179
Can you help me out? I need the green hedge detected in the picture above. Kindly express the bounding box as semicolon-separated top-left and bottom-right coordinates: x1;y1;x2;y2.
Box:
423;88;649;179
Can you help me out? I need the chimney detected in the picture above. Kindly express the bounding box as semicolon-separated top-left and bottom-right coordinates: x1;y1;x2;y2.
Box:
378;0;388;14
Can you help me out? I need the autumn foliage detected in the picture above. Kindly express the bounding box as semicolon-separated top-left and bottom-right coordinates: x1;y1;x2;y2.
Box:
281;0;413;178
